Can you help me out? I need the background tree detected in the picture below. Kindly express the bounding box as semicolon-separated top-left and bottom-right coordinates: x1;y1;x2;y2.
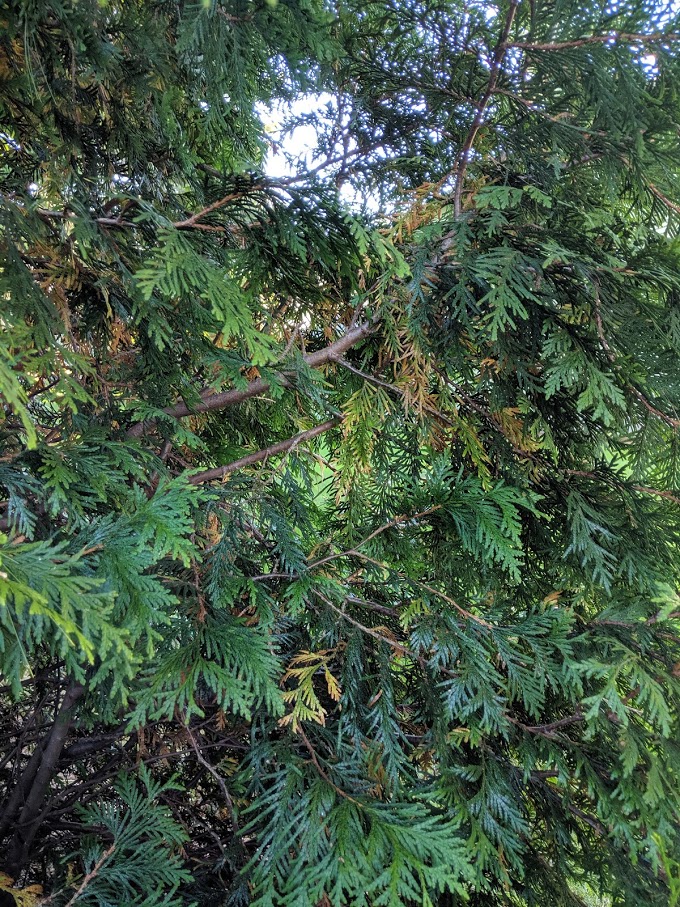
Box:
1;0;680;905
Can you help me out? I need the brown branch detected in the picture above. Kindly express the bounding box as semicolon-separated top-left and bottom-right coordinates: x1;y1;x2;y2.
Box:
345;594;399;618
454;386;540;460
507;712;584;738
254;507;489;629
313;592;474;696
126;320;377;440
631;485;680;506
188;418;341;484
272;137;399;187
453;0;520;218
645;179;680;215
343;550;493;628
36;844;116;907
172;192;243;229
314;589;411;655
62;845;115;907
565;803;608;837
405;572;493;629
563;469;680;506
448;32;680;217
491;90;614;138
510;31;679;51
28;183;256;233
567;149;680;215
248;507;441;584
60;727;128;764
93;216;137;229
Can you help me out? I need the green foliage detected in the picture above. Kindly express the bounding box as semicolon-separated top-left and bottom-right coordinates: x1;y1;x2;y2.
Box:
60;768;192;907
245;775;474;907
1;0;680;906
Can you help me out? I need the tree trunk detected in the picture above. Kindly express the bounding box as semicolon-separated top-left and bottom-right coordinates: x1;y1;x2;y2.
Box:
0;682;85;881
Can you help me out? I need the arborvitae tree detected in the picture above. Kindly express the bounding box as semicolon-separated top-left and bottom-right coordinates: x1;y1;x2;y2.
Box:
1;0;679;905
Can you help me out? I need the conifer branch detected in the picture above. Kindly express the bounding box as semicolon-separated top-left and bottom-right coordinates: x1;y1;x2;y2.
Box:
336;359;455;424
347;551;493;628
631;485;680;506
127;320;378;440
36;844;116;907
645;180;680;215
307;506;442;571
188;419;341;484
565;470;680;506
297;728;363;806
313;590;411;656
507;712;584;738
172;192;244;230
565;804;608;837
510;31;680;51
592;285;680;429
62;845;115;907
249;508;441;582
249;509;491;629
5;2;680;900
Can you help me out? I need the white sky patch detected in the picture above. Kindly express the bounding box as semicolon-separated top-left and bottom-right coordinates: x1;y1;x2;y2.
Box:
260;96;384;213
640;53;659;74
259;95;333;179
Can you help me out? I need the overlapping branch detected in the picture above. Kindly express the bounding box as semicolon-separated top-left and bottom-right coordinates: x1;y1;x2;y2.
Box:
188;418;341;484
127;320;378;440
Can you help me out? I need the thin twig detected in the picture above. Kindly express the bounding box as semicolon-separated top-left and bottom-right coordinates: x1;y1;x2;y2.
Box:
631;485;680;506
646;180;680;215
64;846;115;907
173;192;242;229
184;725;241;836
565;469;680;506
453;0;520;218
188;418;341;484
307;506;441;570
507;712;584;738
41;844;115;907
127;320;378;440
346;550;493;628
336;359;455;425
297;728;363;806
314;589;412;656
510;31;680;51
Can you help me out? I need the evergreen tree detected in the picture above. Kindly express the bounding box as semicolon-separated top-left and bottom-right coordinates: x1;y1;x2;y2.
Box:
0;0;679;905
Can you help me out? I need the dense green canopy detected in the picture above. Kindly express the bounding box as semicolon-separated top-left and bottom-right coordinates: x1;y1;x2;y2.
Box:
1;0;680;905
